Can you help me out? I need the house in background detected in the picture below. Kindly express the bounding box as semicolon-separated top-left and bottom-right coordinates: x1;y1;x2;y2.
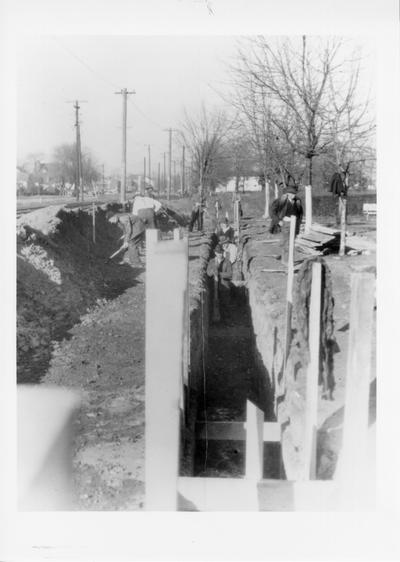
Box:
215;176;262;193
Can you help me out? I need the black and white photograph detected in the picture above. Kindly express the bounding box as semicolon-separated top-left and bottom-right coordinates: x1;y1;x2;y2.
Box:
1;0;400;560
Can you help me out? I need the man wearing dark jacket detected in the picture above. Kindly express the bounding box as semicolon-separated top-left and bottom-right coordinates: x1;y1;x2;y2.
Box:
207;244;233;322
269;186;303;265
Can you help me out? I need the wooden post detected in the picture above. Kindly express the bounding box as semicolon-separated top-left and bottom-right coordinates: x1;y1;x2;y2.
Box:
234;200;240;234
212;276;221;322
339;196;347;256
245;400;264;480
305;185;312;233
335;272;375;505
182;235;190;390
92;202;96;243
145;237;188;510
263;181;270;218
284;215;296;367
302;262;322;480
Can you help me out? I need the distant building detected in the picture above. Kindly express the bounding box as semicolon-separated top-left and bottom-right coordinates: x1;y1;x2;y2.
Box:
215;176;262;193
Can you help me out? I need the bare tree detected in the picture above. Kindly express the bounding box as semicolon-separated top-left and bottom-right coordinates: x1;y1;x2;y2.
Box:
53;143;100;193
230;36;375;195
179;104;232;198
326;60;375;187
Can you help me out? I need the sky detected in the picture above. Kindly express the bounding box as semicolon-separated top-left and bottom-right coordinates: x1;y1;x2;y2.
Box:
17;35;240;176
17;34;376;178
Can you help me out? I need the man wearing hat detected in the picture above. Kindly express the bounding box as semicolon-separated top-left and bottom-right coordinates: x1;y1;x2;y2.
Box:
207;244;233;322
269;185;303;265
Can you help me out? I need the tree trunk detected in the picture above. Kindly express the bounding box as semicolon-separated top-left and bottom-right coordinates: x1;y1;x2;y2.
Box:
308;157;313;188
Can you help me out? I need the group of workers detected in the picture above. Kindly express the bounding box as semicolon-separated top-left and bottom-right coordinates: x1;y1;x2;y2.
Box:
206;217;243;323
107;184;304;308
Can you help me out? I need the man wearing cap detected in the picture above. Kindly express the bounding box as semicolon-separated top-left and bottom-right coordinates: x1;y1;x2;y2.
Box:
269;186;303;265
207;244;233;322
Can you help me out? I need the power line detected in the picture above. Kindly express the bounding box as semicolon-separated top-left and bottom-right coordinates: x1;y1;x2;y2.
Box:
53;38;119;90
53;37;166;131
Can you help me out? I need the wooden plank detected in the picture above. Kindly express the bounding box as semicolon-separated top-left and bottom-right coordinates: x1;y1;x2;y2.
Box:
339;196;347;256
296;237;321;248
257;479;338;511
284;216;296;366
302;262;322;480
311;223;340;236
177;477;338;511
178;477;259;511
300;232;335;244
145;236;188;510
195;421;281;442
245;400;264;480
92;202;96;243
335;272;375;505
305;185;312;233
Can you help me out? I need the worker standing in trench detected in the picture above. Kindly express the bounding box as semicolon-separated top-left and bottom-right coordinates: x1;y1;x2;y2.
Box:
269;185;303;265
207;243;233;324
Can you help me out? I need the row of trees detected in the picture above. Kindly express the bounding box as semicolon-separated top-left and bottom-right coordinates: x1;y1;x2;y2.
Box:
18;145;101;196
180;36;375;204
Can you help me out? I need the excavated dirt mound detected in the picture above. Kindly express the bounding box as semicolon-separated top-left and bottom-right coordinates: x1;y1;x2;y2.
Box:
17;204;187;384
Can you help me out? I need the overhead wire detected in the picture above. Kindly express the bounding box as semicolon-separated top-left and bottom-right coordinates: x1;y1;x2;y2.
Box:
51;37;166;132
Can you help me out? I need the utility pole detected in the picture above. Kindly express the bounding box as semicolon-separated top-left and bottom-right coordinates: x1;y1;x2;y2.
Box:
163;152;166;194
173;160;177;193
67;100;87;201
157;162;161;192
163;128;178;201
74;101;83;202
147;144;151;182
181;145;185;196
115;88;135;204
143;156;147;192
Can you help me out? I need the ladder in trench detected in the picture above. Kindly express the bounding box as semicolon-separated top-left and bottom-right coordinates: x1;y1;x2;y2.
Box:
145;228;376;511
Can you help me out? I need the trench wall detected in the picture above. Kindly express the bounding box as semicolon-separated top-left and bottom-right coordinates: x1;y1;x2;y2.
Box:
181;234;213;474
241;234;317;480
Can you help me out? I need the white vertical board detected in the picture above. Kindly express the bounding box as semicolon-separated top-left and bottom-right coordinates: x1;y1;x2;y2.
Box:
145;237;188;510
305;185;312;233
335;272;375;509
284;215;297;366
245;400;264;480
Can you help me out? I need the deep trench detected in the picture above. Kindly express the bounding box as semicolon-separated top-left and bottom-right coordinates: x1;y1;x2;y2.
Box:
193;268;281;479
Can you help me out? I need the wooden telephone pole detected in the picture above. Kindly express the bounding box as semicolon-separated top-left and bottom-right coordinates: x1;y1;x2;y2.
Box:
115;88;135;204
181;145;185;196
67;100;87;201
164;128;178;201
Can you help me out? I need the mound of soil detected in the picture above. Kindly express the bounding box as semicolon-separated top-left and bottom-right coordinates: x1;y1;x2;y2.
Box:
17;204;187;383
